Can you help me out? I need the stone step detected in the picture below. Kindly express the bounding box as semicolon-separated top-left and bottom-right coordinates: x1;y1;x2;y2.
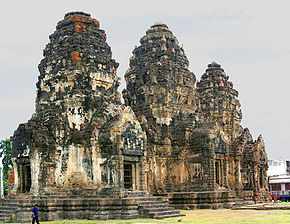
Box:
139;203;169;209
1;201;17;206
133;196;167;201
137;195;182;219
0;210;15;215
155;212;185;219
0;204;17;208
0;217;8;222
143;206;174;213
125;191;148;196
0;204;16;209
0;199;18;223
148;210;182;218
1;198;17;201
143;209;179;216
0;214;10;222
138;198;168;203
172;202;235;209
169;196;242;203
0;212;10;217
138;200;161;206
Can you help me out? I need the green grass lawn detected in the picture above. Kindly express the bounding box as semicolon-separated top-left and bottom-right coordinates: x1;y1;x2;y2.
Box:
3;209;290;224
272;202;290;206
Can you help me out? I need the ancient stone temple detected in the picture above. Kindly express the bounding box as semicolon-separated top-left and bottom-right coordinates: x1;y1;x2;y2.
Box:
0;12;271;222
123;23;271;207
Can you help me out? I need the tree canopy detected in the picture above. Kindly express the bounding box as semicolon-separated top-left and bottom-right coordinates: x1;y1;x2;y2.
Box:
0;138;12;195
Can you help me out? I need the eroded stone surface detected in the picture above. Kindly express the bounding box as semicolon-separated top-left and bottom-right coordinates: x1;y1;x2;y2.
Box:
10;13;271;220
123;23;198;192
124;23;270;202
11;12;146;196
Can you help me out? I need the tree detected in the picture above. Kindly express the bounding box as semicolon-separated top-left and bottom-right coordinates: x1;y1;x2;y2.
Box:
0;138;12;195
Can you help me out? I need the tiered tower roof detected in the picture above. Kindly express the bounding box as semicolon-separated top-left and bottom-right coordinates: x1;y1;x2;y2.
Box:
123;22;197;145
36;12;121;115
124;22;196;109
197;61;242;125
128;22;190;72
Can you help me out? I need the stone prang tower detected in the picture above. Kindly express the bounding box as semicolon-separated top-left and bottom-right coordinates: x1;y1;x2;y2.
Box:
123;22;197;133
123;22;198;191
11;12;146;196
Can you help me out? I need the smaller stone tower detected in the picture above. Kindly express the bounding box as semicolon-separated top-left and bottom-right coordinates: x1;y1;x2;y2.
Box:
197;61;242;138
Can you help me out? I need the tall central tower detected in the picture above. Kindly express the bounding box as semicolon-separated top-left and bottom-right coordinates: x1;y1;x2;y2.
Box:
123;22;197;147
197;61;242;139
123;22;197;191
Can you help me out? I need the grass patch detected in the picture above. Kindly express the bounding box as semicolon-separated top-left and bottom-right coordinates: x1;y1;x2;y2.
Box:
3;209;290;224
273;202;290;206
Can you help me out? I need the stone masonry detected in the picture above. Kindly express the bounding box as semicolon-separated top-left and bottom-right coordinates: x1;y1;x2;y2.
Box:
123;22;271;204
2;12;271;222
11;11;146;196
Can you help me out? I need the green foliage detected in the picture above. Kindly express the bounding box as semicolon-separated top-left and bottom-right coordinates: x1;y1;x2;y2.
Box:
0;138;12;195
3;178;8;195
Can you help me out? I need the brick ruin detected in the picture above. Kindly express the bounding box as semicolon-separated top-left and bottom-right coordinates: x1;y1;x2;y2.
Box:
0;12;271;222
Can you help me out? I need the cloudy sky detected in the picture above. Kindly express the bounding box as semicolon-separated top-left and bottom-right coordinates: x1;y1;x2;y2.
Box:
0;0;289;160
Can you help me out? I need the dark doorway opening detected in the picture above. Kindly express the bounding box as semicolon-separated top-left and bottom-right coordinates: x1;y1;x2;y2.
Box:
259;169;264;188
21;164;31;193
215;161;220;185
124;163;133;189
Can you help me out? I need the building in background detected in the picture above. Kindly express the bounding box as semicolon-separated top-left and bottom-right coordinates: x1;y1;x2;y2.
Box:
268;160;289;176
268;159;290;201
